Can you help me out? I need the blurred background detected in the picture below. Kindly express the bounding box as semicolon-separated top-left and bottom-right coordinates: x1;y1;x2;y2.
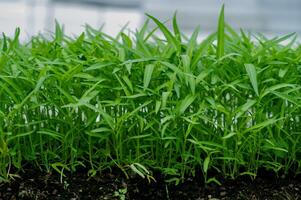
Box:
1;0;301;40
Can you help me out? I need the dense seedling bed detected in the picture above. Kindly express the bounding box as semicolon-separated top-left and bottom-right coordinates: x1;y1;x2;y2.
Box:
0;7;301;186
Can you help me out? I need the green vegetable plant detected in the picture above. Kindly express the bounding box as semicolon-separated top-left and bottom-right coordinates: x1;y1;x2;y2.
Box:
0;5;301;184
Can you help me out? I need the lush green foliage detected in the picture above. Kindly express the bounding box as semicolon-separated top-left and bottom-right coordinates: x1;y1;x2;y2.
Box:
1;7;301;184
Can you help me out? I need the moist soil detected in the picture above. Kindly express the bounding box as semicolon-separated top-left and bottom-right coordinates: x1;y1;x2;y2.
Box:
0;165;300;200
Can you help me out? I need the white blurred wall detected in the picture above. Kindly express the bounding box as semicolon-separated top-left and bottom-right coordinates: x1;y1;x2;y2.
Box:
0;0;142;40
143;0;301;35
0;0;300;41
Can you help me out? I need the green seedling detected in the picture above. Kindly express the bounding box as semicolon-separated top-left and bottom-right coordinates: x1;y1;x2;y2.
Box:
0;6;300;184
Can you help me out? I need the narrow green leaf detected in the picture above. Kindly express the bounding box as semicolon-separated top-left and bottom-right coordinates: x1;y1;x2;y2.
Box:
121;32;132;48
2;33;7;51
162;91;170;108
38;130;63;141
122;75;133;93
155;100;161;114
7;131;34;141
217;4;225;58
144;64;155;89
146;14;181;53
206;177;222;186
178;95;196;115
203;156;210;173
236;99;256;118
191;33;216;68
130;164;145;178
12;27;20;46
272;91;301;106
262;83;296;97
244;63;259;96
244;118;277;133
54;20;63;43
84;62;114;71
186;26;200;58
172;12;182;43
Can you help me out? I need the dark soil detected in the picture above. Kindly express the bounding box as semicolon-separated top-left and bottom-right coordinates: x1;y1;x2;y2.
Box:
1;166;301;200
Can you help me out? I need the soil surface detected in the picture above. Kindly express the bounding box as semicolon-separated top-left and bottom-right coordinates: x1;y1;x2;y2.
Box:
0;166;301;200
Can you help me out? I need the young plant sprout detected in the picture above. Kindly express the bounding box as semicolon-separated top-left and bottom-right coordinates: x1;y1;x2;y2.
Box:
0;6;300;184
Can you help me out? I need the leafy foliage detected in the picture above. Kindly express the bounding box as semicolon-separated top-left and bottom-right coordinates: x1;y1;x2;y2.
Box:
0;7;301;183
